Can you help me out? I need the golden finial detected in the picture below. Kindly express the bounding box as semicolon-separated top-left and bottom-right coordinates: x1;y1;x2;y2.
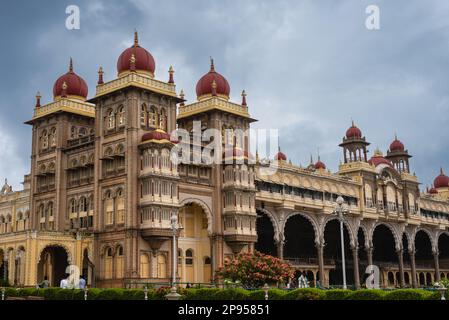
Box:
69;57;73;73
134;29;139;46
98;66;104;74
169;65;174;74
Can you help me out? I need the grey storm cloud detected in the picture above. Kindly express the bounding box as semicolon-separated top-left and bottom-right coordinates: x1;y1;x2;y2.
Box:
0;0;448;189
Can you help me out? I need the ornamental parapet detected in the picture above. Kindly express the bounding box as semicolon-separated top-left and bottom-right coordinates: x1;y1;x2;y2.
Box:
178;96;251;119
28;98;95;122
94;72;178;99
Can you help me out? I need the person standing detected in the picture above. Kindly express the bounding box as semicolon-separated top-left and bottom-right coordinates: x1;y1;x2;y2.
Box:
78;275;86;290
60;276;68;289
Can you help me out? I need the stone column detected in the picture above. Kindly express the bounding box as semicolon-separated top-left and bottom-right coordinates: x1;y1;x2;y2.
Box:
366;246;373;267
396;249;405;287
316;242;325;287
276;233;284;260
352;246;360;289
434;251;441;282
410;250;417;288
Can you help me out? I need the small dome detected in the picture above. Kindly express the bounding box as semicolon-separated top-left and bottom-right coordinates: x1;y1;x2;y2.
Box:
434;168;449;189
223;147;252;160
195;58;230;100
389;136;405;152
117;31;156;77
53;59;88;100
346;121;362;139
368;149;393;168
274;151;287;161
429;186;438;194
315;159;326;170
141;129;174;143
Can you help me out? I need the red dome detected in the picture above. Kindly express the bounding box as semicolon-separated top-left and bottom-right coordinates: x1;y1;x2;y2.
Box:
315;160;326;170
274;151;287;161
53;59;88;100
141;129;174;143
346;123;362;139
368;150;393;168
390;137;405;152
429;187;438;194
195;59;230;99
434;168;449;189
117;32;155;76
223;147;252;159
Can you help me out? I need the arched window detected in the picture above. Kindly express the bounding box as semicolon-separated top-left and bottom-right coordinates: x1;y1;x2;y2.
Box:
105;191;114;225
50;127;57;147
116;188;125;224
140;104;148;127
140;253;150;278
115;246;124;279
42;130;48;149
117;106;125;127
69;199;77;215
79;197;87;212
149;106;158;128
46;202;53;217
157;254;167;278
107;109;115;129
104;247;113;279
185;249;194;265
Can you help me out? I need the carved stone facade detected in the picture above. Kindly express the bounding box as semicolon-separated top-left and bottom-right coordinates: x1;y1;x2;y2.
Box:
0;33;448;289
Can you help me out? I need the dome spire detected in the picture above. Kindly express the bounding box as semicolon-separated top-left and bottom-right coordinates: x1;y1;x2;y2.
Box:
168;65;174;84
241;90;247;106
210;56;215;72
69;57;73;73
98;66;104;85
35;91;41;108
134;29;139;47
179;89;185;106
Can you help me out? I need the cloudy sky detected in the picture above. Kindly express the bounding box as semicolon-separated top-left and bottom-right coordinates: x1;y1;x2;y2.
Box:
0;0;448;190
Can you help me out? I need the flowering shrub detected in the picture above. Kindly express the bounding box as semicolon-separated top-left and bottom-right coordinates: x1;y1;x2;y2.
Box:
215;251;294;288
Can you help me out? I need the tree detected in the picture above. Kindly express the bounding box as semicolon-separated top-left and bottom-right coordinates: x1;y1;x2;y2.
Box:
216;251;294;288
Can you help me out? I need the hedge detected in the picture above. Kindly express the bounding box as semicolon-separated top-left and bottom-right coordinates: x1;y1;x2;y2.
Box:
0;287;446;300
323;289;353;300
346;289;386;300
284;288;325;300
248;289;287;300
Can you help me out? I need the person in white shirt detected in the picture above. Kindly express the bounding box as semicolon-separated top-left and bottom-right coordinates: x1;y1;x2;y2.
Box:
60;277;68;289
78;275;86;290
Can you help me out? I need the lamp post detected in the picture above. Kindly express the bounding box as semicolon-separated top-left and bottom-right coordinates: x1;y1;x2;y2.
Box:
335;195;349;290
166;213;181;300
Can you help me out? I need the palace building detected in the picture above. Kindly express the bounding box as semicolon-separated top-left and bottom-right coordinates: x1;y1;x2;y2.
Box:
0;32;449;289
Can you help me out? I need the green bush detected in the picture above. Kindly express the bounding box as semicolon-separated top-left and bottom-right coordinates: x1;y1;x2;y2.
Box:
41;288;64;300
423;290;448;300
346;289;385;300
16;288;39;297
122;289;155;300
284;288;325;300
5;287;19;298
85;288;102;300
324;289;353;300
248;289;287;300
383;289;428;300
184;288;221;300
96;288;124;300
212;288;250;300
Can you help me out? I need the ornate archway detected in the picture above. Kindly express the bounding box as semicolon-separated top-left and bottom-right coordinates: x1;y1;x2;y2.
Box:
283;213;317;261
37;245;70;287
255;209;277;257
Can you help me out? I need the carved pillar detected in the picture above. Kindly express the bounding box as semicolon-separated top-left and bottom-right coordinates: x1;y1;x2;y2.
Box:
434;251;440;282
316;242;325;287
366;246;373;267
410;250;417;288
396;249;405;287
276;232;284;260
352;246;360;289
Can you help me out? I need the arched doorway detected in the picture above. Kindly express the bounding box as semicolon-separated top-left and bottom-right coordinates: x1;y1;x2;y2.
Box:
37;246;69;287
82;249;94;287
415;230;434;287
255;210;277;256
357;228;368;284
0;249;5;284
178;202;211;284
438;233;449;272
323;219;353;287
372;224;398;287
284;214;316;260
